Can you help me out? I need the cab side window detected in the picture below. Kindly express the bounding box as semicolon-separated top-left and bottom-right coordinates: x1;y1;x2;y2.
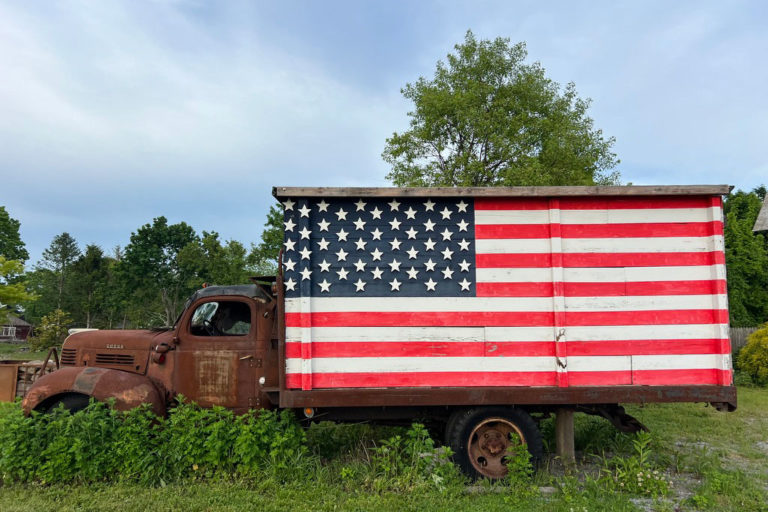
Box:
189;301;252;337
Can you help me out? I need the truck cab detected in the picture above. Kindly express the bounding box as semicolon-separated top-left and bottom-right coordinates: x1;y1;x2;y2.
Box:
22;283;280;416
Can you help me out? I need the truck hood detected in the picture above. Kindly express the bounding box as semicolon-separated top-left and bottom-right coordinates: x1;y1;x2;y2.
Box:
64;329;175;352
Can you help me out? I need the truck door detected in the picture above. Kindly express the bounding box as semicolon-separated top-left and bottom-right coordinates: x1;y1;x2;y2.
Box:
173;298;260;412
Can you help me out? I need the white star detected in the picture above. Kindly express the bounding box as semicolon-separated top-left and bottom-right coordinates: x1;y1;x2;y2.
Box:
283;199;295;211
442;267;454;280
424;238;436;251
284;278;296;291
354;199;367;211
371;228;383;240
423;219;435;232
371;248;383;261
317;218;330;231
390;238;402;251
389;218;401;230
370;206;383;219
318;238;330;251
335;248;348;261
299;227;312;240
354;259;366;272
440;207;452;220
457;219;469;232
389;258;401;272
405;227;418;239
284;239;296;251
336;267;349;280
406;246;419;260
425;258;437;271
355;238;367;251
389;278;402;291
300;247;312;260
459;259;471;272
456;200;468;213
335;208;348;221
337;228;349;242
425;278;437;291
459;278;472;291
318;279;332;293
317;200;329;212
299;204;311;218
318;259;331;272
354;279;366;292
371;266;384;279
458;239;470;251
300;267;312;281
284;218;296;232
404;207;417;219
388;199;400;211
284;258;296;271
424;199;435;211
441;247;454;260
353;217;367;231
406;267;419;280
441;228;453;241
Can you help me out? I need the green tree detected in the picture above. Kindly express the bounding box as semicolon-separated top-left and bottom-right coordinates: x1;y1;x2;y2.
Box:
0;257;35;323
248;204;283;275
27;309;72;351
70;245;111;328
38;232;81;310
119;217;198;326
724;187;768;327
383;31;620;187
0;206;29;263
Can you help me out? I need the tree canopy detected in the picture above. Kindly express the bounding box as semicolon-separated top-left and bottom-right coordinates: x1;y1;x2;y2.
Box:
383;31;620;187
0;206;29;263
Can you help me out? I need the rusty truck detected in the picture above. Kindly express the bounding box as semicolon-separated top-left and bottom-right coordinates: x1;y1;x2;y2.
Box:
22;185;737;479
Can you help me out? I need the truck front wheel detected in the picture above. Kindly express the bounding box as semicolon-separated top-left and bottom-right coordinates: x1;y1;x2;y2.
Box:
42;393;91;414
447;407;543;480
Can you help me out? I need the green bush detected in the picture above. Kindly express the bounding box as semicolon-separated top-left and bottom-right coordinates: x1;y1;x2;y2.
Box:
737;324;768;386
0;400;309;485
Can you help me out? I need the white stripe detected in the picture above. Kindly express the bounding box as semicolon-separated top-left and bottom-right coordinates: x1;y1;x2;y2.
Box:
476;265;725;283
285;295;725;313
474;207;720;225
286;324;729;343
285;354;722;374
476;236;719;254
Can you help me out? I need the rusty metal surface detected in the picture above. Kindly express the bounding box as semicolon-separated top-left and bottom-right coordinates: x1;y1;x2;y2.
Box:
278;385;737;409
273;185;732;199
0;364;18;402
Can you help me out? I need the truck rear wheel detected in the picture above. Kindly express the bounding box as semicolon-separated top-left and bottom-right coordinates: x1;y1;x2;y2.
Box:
447;407;542;480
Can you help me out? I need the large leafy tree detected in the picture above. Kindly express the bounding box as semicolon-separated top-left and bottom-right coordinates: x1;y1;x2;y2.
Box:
69;245;111;328
0;206;29;263
724;186;768;327
38;232;81;310
383;31;620;187
248;204;283;275
177;231;252;287
119;217;199;326
0;257;35;323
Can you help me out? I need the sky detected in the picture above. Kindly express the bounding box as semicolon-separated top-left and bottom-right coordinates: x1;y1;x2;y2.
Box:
1;0;766;265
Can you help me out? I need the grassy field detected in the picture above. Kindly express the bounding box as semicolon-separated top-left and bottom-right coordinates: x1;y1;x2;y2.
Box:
0;341;49;361
0;387;766;511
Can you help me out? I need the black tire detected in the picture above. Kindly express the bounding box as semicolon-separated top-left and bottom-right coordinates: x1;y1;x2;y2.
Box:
447;406;543;480
44;394;91;414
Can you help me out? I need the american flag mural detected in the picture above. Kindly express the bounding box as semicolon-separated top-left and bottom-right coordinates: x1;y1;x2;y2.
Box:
280;192;731;391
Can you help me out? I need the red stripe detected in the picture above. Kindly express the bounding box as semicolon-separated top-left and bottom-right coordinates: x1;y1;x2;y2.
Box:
476;222;721;239
286;339;730;359
632;369;731;386
476;251;724;268
476;280;727;297
567;371;633;386
285;309;727;328
286;371;558;389
475;196;715;211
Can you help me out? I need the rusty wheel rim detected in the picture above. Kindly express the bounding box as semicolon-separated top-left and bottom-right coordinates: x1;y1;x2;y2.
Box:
467;417;526;479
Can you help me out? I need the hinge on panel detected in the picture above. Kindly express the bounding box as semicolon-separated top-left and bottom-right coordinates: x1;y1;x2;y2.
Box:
249;358;263;368
248;396;261;408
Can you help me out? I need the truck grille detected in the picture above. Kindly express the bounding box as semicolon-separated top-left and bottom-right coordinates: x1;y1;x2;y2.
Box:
94;353;135;366
60;348;77;366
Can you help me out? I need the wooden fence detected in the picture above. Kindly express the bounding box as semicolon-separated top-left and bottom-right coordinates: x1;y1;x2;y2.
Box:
731;327;759;353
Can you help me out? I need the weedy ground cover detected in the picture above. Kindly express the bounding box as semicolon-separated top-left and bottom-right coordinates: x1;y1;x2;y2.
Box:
0;388;766;511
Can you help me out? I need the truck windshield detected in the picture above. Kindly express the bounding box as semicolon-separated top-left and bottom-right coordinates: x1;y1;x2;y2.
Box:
189;301;251;337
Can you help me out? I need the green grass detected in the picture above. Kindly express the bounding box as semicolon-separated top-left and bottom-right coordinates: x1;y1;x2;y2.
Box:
0;341;49;361
0;388;766;511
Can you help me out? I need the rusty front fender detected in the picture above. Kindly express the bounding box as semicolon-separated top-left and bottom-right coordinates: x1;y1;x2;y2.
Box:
22;366;166;417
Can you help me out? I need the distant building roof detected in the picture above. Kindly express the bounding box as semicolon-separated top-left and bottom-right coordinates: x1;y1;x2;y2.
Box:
754;196;768;232
3;315;31;327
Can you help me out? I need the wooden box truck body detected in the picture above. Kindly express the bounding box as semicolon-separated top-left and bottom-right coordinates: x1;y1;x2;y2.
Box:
22;185;736;479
